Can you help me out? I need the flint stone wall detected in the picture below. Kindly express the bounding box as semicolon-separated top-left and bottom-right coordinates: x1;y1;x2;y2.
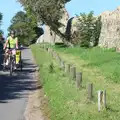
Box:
99;7;120;48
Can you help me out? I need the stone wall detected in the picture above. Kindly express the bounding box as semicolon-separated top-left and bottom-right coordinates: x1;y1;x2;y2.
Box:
66;6;120;48
99;7;120;48
37;6;120;48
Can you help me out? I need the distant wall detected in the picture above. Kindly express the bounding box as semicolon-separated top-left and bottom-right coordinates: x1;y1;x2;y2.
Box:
37;6;120;48
99;7;120;48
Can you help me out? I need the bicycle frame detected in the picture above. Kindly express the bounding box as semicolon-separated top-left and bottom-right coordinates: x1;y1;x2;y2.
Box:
3;49;16;76
3;48;22;75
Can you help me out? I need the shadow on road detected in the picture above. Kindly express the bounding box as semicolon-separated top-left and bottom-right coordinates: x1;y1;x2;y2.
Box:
0;56;40;103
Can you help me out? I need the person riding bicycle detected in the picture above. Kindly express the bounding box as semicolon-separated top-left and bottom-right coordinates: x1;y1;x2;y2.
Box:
3;30;18;66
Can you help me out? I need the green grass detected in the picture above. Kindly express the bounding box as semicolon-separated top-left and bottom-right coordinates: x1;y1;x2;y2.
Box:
31;44;120;120
53;45;120;83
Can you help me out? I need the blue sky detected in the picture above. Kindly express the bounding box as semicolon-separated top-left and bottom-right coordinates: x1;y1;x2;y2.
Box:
0;0;23;37
66;0;120;17
0;0;120;37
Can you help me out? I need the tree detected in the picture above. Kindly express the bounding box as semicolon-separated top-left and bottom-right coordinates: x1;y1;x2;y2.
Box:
0;12;3;38
0;12;3;50
9;11;43;46
0;12;2;26
18;0;72;46
0;30;3;35
74;11;101;47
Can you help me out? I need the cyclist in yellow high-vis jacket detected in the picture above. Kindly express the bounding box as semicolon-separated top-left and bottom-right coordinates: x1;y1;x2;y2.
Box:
3;31;19;67
4;31;18;49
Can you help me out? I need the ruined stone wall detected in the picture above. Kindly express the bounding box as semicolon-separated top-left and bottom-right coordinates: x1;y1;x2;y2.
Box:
37;7;120;47
99;7;120;48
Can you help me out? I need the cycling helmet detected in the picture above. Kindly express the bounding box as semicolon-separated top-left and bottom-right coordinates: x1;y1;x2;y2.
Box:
10;30;16;35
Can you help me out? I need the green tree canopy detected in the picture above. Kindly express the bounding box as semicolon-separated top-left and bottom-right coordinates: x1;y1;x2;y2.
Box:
9;11;43;46
0;12;2;25
73;11;101;47
0;12;3;36
18;0;72;46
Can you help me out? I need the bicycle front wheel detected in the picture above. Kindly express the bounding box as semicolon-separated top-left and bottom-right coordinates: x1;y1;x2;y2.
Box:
10;57;13;76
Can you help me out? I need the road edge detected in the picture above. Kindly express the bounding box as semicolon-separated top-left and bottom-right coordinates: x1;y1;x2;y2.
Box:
24;48;50;120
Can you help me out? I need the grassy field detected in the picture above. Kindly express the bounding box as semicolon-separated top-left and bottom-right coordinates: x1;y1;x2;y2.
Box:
31;44;120;120
53;45;120;83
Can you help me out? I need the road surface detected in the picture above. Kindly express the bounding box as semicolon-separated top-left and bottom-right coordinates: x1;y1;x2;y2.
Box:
0;48;37;120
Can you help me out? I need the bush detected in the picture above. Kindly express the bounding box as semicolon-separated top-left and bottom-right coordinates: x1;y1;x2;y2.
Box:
73;11;101;47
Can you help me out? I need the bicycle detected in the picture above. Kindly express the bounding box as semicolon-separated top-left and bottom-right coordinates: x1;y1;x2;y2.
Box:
3;48;22;76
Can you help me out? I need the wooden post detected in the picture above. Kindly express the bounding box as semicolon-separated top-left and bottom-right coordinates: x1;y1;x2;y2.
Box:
103;90;107;109
65;64;70;74
58;56;61;65
46;47;48;51
98;90;107;112
76;72;82;88
55;52;57;58
43;44;44;49
53;52;56;58
60;61;65;70
56;55;61;62
98;90;102;112
70;66;76;80
63;61;65;70
87;83;93;100
48;48;50;53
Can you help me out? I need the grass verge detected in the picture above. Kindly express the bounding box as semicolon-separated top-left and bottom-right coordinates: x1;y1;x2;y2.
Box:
53;45;120;83
31;44;120;120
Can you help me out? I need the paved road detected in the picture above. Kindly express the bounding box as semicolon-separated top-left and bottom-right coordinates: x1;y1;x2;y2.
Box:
0;48;37;120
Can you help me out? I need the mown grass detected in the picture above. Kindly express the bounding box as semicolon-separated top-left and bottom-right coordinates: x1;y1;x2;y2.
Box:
53;45;120;83
31;44;120;120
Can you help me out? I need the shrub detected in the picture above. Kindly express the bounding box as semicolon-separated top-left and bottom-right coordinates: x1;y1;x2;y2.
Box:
73;11;102;47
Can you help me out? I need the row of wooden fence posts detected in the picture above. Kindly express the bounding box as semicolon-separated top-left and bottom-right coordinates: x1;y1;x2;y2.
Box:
40;45;107;112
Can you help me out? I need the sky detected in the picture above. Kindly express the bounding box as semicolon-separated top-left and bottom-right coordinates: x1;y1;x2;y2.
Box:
0;0;23;37
0;0;120;37
66;0;120;16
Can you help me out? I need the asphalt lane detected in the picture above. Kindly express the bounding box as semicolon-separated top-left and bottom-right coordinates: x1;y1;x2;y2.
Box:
0;48;37;120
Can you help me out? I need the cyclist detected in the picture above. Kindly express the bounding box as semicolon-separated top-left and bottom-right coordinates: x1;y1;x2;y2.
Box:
3;31;18;67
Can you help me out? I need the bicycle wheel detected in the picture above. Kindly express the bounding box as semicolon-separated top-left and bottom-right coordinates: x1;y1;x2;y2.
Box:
10;57;13;76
